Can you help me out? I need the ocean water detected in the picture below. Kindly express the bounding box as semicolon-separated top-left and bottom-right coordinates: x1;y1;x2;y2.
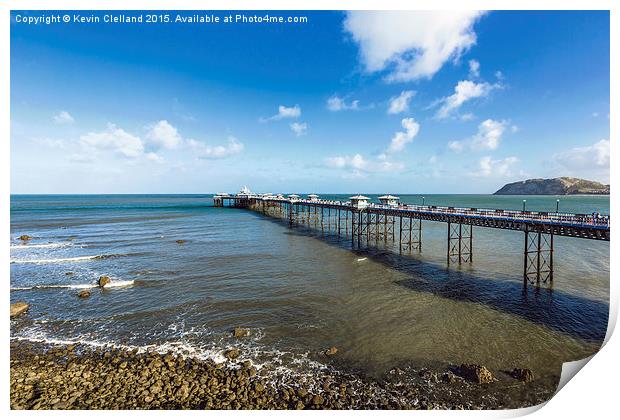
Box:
10;194;610;381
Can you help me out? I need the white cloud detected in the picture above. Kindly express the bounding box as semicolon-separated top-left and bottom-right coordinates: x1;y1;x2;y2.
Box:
290;122;308;136
436;80;496;119
448;119;508;152
262;105;301;121
324;153;404;174
326;96;360;111
80;123;144;158
387;117;420;154
460;113;475;121
145;152;164;163
145;120;182;150
53;111;74;124
553;139;610;173
387;90;416;114
188;136;244;159
468;59;480;78
475;156;519;177
343;11;484;81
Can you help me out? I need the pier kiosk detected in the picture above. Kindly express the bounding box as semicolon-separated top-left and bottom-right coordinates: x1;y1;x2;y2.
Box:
378;195;400;207
308;194;319;202
349;195;370;210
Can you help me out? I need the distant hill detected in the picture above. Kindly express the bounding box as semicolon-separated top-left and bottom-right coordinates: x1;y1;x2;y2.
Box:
494;177;609;195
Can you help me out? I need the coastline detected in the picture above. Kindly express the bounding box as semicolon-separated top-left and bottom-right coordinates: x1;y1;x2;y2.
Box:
10;339;557;410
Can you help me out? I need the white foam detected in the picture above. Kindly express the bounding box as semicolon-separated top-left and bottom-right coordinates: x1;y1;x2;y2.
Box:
10;242;75;250
356;257;368;262
10;255;103;264
103;280;135;288
11;284;96;291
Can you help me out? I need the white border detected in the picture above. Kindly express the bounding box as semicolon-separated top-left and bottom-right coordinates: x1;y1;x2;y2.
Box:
2;1;616;420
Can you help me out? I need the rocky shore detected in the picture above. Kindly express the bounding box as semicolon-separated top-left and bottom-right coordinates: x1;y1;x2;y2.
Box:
10;340;556;410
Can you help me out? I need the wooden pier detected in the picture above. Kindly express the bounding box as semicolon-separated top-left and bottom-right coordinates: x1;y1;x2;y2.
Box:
213;191;610;288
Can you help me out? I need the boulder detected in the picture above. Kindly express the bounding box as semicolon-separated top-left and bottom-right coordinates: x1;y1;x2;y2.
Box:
98;276;111;287
455;364;495;384
233;327;250;338
324;346;338;356
511;368;534;382
18;235;32;241
224;348;240;360
77;290;91;298
10;302;29;317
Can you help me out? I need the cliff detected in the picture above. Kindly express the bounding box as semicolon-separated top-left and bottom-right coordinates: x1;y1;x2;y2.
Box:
494;177;609;195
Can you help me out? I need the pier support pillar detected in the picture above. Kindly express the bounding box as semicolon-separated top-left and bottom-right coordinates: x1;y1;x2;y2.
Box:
399;216;422;253
524;227;553;287
447;222;472;264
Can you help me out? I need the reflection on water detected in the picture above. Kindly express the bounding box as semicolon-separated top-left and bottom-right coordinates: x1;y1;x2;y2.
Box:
10;195;609;380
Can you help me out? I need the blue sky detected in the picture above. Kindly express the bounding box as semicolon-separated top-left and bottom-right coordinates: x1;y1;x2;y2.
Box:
10;10;610;194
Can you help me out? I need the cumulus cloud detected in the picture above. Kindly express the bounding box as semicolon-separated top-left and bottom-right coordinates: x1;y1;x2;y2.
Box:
387;117;420;154
343;11;484;81
261;105;301;122
436;80;497;119
324;153;404;175
468;59;480;78
290;122;308;136
448;119;508;152
188;136;244;159
475;156;519;177
145;120;183;150
53;111;74;124
326;96;360;111
553;139;610;180
387;90;416;114
80;123;144;158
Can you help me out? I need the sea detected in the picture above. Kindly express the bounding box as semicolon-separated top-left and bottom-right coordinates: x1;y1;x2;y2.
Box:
9;194;610;382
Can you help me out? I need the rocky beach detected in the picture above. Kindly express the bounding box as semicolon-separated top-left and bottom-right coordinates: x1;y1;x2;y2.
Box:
10;339;556;410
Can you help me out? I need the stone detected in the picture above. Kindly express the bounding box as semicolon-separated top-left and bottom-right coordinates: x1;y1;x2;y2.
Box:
233;327;250;338
65;272;74;276
77;290;91;298
224;349;240;360
176;239;187;244
511;368;534;383
324;346;338;356
456;364;495;384
98;276;111;287
10;302;29;317
18;235;32;241
312;394;324;405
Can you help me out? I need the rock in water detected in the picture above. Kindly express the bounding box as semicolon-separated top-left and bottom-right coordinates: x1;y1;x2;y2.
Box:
98;276;111;287
224;349;240;360
10;302;29;317
233;327;250;338
65;272;74;276
456;364;495;384
18;235;32;241
324;347;338;356
77;290;91;298
511;368;534;382
176;239;187;244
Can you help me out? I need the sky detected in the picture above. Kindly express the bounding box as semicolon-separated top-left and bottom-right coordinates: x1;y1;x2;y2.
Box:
10;10;610;194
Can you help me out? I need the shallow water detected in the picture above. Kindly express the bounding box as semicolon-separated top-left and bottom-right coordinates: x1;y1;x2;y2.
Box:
10;194;610;379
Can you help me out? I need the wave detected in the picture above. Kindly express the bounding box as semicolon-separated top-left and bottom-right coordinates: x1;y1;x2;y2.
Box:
11;279;135;291
10;242;76;250
10;254;122;264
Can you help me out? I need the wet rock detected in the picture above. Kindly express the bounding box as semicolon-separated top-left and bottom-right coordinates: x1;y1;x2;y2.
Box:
455;364;496;384
10;302;29;318
324;347;338;356
233;327;250;338
98;276;111;287
312;394;324;406
65;272;74;276
175;239;187;244
442;372;458;383
511;368;534;383
18;235;32;241
224;349;240;360
77;290;91;298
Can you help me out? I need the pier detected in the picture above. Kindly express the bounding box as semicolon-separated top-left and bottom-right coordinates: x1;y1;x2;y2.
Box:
213;190;610;288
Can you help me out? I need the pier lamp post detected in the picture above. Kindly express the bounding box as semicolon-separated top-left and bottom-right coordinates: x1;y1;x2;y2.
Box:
556;199;560;213
422;196;425;206
522;199;526;212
